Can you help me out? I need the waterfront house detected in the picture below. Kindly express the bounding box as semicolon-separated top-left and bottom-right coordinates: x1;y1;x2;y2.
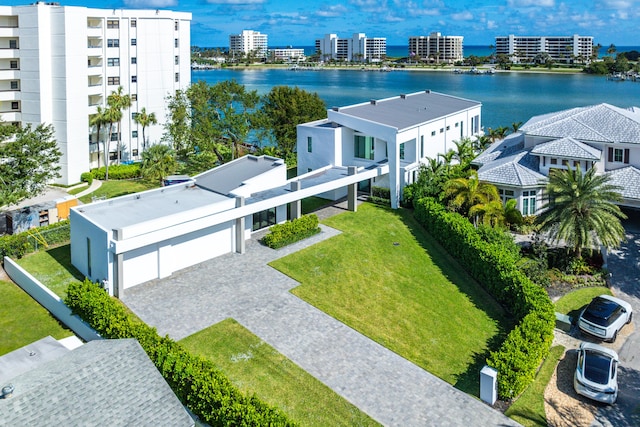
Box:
297;90;483;208
473;103;640;215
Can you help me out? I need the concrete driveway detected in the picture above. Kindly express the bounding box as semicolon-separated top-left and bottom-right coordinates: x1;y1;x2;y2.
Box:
592;223;640;427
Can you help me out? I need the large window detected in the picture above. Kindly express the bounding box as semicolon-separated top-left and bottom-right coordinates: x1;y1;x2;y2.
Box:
107;39;119;48
107;76;120;85
608;147;629;164
614;148;623;162
522;190;537;215
354;135;374;160
399;143;405;160
107;57;120;66
498;188;515;203
253;208;276;231
107;20;119;29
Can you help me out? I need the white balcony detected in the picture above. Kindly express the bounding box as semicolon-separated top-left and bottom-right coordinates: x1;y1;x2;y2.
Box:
0;90;20;102
87;83;103;96
0;111;20;121
0;69;19;79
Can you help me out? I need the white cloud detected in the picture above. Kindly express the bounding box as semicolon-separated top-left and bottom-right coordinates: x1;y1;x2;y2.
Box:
507;0;554;6
452;10;473;20
205;0;265;4
123;0;177;7
487;20;497;30
315;5;348;17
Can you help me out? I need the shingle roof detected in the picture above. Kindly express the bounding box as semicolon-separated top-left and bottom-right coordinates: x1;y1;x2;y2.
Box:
478;149;547;187
605;166;640;200
334;90;481;131
521;103;640;143
530;137;602;160
473;132;525;166
0;339;194;427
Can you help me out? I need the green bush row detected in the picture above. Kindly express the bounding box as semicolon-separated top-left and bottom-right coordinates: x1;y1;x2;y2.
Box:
413;197;554;399
371;186;391;200
80;172;94;185
262;214;320;249
90;164;141;180
65;280;296;427
0;220;70;263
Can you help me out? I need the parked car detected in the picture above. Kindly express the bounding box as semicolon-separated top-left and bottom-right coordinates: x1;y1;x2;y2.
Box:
578;295;633;342
574;342;619;404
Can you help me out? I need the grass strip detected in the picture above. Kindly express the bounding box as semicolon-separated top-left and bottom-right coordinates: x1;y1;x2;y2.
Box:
180;319;380;427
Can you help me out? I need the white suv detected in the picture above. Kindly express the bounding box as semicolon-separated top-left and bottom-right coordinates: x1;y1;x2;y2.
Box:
578;295;633;343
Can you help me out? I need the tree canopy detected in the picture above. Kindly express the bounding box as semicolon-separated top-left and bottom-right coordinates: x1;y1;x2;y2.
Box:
0;123;61;207
536;167;626;259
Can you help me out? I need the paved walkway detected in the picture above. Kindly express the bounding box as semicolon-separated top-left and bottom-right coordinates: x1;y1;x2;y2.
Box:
71;179;102;199
123;206;519;426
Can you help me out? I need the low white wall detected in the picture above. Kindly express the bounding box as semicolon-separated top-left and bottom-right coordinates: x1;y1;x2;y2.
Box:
3;257;101;342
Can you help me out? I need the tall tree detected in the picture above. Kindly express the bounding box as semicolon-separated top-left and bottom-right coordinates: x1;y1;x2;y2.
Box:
0;123;61;207
162;88;192;157
89;106;108;167
536;167;626;259
103;105;122;181
133;107;158;150
107;86;131;164
258;86;326;164
141;144;178;184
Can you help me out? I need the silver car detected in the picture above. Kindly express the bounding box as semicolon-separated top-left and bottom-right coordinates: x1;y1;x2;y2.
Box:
574;342;618;404
578;295;633;342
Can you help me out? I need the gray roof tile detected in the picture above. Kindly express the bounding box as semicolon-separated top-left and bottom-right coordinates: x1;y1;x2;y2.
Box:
478;149;547;187
0;339;194;427
605;166;640;200
521;103;640;143
530;137;602;160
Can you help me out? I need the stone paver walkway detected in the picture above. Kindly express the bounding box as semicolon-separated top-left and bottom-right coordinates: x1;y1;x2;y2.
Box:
123;214;519;426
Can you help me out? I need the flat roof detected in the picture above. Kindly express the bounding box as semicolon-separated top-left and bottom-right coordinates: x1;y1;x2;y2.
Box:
195;155;284;195
75;183;229;231
333;90;481;131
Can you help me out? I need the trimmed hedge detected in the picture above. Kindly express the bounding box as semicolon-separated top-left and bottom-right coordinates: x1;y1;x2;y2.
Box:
0;220;70;263
91;164;141;180
80;172;94;185
414;197;554;400
262;214;320;249
65;280;296;426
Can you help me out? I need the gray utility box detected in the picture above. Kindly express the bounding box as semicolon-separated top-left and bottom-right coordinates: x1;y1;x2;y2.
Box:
480;365;498;405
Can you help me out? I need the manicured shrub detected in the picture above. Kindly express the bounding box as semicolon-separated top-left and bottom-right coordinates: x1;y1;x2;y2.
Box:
0;220;70;263
371;186;390;200
413;197;555;399
91;164;141;180
80;172;94;185
262;214;320;249
65;280;296;426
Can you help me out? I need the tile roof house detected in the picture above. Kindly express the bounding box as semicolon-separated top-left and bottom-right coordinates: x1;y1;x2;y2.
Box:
473;103;640;215
0;337;194;427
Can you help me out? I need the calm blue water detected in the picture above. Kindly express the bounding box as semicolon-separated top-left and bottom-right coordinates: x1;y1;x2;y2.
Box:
191;67;640;130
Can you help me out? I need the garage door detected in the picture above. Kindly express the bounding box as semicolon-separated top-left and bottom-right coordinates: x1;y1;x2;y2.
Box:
168;222;234;273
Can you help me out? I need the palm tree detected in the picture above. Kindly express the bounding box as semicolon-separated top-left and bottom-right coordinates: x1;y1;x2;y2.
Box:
141;144;178;184
607;43;617;57
89;106;108;167
107;86;131;164
444;170;500;224
452;138;475;165
103;105;122;181
511;121;523;133
133;107;158;151
536;167;627;259
473;135;492;153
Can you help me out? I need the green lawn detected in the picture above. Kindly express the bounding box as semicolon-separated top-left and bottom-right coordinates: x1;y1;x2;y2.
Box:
301;196;333;214
505;345;566;427
0;279;73;355
180;319;380;427
15;245;84;299
554;286;612;320
78;179;160;203
270;203;511;395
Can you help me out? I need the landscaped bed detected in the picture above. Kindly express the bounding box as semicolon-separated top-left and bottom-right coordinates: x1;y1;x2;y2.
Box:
270;203;512;395
180;319;380;427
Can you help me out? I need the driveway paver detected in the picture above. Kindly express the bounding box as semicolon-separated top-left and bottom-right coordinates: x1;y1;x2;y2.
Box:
123;222;520;427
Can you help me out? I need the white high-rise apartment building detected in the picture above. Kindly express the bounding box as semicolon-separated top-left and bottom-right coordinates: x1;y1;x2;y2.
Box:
315;33;387;62
0;2;191;185
495;35;593;63
229;30;268;59
408;32;464;63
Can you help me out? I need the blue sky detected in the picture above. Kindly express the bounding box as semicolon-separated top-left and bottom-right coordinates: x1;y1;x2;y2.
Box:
9;0;640;47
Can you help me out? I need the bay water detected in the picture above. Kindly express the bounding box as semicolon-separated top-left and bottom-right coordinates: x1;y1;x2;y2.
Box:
192;66;640;130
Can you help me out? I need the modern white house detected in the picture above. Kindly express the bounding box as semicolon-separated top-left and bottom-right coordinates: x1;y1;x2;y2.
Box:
494;34;593;63
315;33;387;62
474;103;640;215
409;32;464;63
297;90;483;208
0;2;191;185
70;155;387;296
229;30;268;59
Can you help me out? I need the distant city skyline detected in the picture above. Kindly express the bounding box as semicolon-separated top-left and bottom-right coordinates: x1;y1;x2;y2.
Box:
3;0;638;47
